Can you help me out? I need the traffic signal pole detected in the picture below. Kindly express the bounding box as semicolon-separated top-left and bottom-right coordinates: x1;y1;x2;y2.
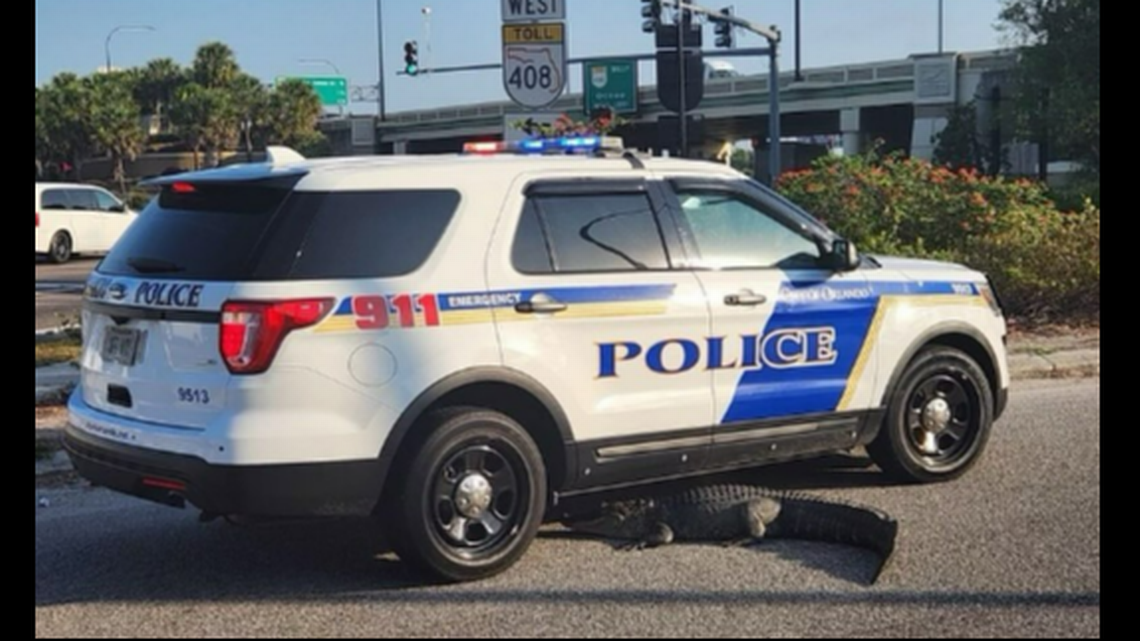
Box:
677;3;689;158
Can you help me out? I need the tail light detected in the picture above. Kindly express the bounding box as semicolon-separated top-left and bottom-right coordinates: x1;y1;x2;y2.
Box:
35;212;39;227
220;298;334;374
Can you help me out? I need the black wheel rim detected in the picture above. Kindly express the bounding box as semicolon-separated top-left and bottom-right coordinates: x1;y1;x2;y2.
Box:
52;236;69;261
430;443;526;559
904;370;982;469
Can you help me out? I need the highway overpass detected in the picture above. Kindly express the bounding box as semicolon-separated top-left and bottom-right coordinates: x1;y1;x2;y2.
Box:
323;49;1015;168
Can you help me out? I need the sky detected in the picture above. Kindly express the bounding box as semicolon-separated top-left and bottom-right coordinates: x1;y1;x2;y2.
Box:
35;0;1007;114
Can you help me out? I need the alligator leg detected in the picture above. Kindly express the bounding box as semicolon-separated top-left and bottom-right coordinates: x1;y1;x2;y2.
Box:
617;522;674;551
723;498;784;547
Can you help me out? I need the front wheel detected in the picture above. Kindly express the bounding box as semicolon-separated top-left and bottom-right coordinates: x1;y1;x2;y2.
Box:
868;346;994;483
390;407;547;582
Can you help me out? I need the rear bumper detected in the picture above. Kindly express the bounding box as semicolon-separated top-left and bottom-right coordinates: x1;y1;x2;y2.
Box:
64;424;383;517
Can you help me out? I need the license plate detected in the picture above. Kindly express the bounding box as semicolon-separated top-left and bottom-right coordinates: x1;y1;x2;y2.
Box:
101;327;143;366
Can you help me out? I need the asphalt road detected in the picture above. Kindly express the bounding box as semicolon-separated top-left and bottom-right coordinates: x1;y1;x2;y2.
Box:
35;258;96;330
35;379;1100;638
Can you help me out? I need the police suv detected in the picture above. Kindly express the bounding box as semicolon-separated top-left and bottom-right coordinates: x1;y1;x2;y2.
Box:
66;139;1009;581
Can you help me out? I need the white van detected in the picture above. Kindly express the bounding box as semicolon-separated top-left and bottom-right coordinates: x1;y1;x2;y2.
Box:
35;183;138;263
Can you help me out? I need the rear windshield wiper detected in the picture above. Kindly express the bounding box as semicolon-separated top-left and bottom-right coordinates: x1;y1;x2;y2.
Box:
127;257;186;274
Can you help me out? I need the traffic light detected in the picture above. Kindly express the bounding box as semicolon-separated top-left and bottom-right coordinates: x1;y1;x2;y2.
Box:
403;41;419;76
641;0;662;34
714;7;735;49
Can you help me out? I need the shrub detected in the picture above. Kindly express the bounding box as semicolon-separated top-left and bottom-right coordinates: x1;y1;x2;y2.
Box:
777;152;1100;322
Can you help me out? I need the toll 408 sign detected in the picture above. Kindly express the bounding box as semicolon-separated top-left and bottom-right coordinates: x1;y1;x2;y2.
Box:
502;22;568;109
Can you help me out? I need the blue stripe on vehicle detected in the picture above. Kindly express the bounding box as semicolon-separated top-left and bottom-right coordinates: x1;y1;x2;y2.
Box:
437;284;676;311
720;280;979;424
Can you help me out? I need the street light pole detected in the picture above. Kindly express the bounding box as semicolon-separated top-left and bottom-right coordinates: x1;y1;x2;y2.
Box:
104;25;155;73
376;0;388;124
297;58;342;76
794;0;803;81
937;0;944;54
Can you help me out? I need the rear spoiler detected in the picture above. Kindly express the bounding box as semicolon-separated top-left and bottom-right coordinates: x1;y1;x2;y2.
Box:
142;146;310;187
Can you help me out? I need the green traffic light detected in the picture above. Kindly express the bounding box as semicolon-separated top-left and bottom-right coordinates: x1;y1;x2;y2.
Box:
406;64;418;76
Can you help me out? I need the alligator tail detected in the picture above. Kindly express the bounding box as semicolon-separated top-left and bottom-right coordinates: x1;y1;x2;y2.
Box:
765;493;899;584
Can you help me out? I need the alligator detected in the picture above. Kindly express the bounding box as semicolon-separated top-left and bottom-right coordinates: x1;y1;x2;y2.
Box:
563;484;899;584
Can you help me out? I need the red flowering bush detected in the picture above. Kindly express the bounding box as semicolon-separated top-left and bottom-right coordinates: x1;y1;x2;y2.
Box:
777;152;1100;321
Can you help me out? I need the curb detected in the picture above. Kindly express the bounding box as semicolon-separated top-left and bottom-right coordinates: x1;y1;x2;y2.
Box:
1009;349;1099;381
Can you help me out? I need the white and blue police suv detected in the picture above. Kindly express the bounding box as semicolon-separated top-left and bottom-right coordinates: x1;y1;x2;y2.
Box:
67;140;1009;581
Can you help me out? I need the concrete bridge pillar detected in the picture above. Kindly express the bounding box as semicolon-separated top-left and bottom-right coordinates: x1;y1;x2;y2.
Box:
840;108;862;156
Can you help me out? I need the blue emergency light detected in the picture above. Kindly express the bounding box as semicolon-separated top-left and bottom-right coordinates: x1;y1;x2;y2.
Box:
463;136;605;155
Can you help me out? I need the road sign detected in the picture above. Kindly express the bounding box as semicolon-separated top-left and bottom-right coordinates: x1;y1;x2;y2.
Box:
278;76;348;107
501;0;565;23
584;59;639;115
502;22;567;109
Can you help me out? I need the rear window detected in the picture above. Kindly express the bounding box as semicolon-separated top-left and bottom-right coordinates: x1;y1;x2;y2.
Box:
40;189;70;210
98;184;460;281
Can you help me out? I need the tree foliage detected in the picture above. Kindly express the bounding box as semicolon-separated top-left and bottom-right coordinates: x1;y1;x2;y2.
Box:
264;78;324;147
35;39;333;185
999;0;1100;173
85;72;146;194
133;57;187;118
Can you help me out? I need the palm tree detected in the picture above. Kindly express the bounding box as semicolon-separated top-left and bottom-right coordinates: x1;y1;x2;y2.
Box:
134;58;186;126
265;78;324;147
191;42;240;90
170;83;238;169
86;72;146;194
231;73;268;162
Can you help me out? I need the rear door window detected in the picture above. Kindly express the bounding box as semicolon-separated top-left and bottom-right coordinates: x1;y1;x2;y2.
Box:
67;189;100;211
281;190;460;279
515;193;670;274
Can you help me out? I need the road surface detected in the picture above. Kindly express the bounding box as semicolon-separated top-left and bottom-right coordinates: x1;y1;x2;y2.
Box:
35;379;1100;638
35;258;96;330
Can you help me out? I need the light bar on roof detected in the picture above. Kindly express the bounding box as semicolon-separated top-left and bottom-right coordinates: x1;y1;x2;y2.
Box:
463;136;609;155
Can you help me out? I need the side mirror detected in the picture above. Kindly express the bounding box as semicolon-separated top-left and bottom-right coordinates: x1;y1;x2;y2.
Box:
830;239;860;272
109;203;126;213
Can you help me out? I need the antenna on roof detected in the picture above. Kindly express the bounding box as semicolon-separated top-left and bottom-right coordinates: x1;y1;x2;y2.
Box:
266;146;306;167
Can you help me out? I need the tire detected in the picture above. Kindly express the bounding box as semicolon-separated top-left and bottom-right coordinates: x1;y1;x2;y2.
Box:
388;407;547;582
49;232;72;264
868;346;994;484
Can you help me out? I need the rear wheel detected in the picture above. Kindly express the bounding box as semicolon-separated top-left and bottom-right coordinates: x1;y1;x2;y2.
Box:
388;407;546;582
868;346;994;483
49;232;72;264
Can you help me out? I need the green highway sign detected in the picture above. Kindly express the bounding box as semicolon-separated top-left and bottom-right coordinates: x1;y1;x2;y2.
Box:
583;59;638;115
278;75;348;107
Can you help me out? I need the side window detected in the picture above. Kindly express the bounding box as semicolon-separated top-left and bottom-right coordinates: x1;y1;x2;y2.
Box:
511;201;554;274
287;189;461;279
93;190;123;212
40;190;70;210
516;193;669;274
674;190;821;269
67;189;99;212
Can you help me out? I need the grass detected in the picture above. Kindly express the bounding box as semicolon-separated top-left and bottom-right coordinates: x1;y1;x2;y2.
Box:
35;334;82;368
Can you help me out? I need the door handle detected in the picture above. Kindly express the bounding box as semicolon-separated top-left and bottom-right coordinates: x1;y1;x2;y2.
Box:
725;290;767;307
515;293;568;315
